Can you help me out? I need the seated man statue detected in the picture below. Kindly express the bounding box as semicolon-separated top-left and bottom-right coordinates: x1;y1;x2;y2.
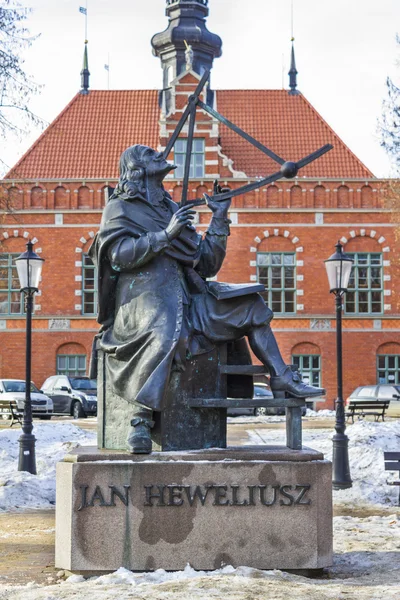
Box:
90;145;324;454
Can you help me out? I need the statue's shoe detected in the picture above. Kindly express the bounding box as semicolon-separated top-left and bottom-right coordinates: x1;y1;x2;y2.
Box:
270;366;326;399
126;418;154;454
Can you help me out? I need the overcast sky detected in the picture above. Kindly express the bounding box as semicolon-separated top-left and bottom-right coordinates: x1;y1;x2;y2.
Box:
1;0;399;178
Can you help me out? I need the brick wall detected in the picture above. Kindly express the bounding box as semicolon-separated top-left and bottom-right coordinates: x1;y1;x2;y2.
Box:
0;73;397;406
1;188;398;406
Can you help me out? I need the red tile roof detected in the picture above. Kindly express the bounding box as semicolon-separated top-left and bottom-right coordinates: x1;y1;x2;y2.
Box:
6;88;373;180
217;90;373;178
7;90;160;180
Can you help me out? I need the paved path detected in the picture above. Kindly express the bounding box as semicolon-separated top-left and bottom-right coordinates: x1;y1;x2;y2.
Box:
0;511;55;586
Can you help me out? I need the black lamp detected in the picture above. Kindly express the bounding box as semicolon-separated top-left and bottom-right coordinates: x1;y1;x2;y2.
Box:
324;242;353;489
15;241;44;474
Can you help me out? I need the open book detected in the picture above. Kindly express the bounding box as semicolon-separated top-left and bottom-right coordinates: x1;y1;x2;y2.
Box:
207;282;266;300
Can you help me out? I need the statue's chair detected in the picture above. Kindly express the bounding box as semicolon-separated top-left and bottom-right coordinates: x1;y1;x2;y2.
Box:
97;339;305;452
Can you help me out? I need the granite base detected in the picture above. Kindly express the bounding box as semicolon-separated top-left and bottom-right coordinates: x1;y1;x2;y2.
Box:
55;446;333;573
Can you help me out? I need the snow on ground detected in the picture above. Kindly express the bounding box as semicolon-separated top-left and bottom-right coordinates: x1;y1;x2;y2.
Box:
227;414;287;423
0;423;96;512
1;419;399;511
305;409;337;418
0;420;399;599
0;514;399;599
227;409;336;424
247;420;400;507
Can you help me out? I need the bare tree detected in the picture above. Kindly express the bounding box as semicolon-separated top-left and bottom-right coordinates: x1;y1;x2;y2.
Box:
0;1;42;215
380;80;400;175
379;36;400;175
378;36;400;250
0;1;41;138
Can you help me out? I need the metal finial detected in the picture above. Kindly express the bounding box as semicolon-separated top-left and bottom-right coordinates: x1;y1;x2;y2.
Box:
80;40;90;95
288;39;299;95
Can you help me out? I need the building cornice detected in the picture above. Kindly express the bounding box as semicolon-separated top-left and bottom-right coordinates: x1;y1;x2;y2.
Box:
1;177;391;184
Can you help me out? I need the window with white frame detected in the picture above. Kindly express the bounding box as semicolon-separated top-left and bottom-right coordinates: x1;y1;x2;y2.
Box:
345;253;383;314
57;354;86;377
82;254;98;315
257;252;296;314
377;355;400;385
0;253;24;315
292;355;321;387
174;138;205;179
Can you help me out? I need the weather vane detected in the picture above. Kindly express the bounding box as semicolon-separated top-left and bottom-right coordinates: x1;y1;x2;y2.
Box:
162;70;333;207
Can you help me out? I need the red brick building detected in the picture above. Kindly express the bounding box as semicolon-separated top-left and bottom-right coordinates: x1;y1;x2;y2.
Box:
0;0;398;407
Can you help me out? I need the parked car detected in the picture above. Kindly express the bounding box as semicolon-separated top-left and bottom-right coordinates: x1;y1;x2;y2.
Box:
227;384;274;416
41;375;97;418
227;384;306;417
346;384;400;418
252;384;308;417
0;379;53;420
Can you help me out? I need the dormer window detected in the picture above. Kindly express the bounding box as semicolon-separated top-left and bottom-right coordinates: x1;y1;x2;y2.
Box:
174;138;205;179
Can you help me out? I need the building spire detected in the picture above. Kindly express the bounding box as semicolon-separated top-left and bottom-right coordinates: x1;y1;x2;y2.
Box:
288;38;299;95
80;40;90;95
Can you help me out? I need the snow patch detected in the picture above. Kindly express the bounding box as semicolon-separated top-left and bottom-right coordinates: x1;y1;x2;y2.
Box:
0;423;96;512
246;420;400;507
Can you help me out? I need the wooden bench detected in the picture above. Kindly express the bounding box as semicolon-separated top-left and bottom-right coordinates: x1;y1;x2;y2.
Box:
384;451;400;506
345;400;390;423
0;400;22;427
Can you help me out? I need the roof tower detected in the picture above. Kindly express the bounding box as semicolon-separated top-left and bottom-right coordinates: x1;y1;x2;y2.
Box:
151;0;222;90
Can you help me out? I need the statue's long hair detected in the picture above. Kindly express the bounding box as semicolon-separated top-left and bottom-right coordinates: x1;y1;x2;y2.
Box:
114;145;149;199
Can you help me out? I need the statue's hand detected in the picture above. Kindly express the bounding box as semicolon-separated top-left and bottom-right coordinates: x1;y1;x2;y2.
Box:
204;193;231;218
165;206;196;241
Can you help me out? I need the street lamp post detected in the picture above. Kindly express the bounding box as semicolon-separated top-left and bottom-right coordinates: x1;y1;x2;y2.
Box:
324;241;353;490
15;241;44;474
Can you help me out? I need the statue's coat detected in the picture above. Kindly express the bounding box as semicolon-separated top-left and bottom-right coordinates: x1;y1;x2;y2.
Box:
90;190;271;411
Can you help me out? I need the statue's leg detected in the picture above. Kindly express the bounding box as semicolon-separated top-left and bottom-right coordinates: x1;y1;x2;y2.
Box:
248;324;286;376
126;404;155;454
248;325;325;398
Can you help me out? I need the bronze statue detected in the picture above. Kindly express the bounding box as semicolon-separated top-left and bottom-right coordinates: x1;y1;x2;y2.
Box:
90;144;325;454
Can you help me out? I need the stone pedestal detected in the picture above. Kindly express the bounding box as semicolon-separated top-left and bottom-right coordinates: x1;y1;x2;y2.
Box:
56;446;333;573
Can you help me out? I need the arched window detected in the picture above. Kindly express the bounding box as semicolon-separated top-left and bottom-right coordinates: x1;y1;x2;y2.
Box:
361;185;373;208
292;343;322;401
54;186;68;209
78;186;91;209
244;191;256;208
377;343;400;384
31;186;45;208
267;185;279;207
290;185;302;208
56;343;87;376
314;185;325;209
337;185;349;208
7;187;22;210
196;185;208;200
